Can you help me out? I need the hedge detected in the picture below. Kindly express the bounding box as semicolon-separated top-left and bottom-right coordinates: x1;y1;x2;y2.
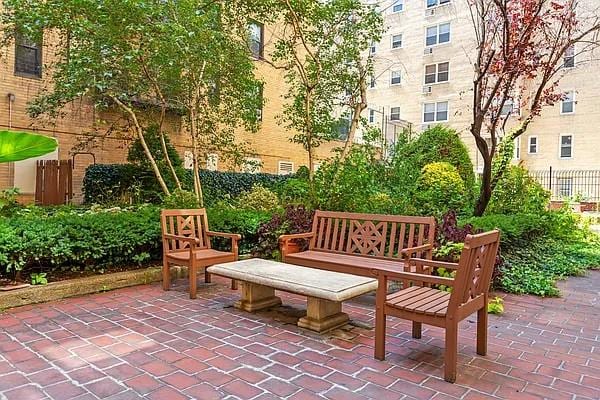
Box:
83;164;292;205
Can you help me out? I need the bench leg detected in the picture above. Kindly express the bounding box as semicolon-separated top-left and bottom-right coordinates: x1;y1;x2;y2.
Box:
412;321;422;339
162;258;170;291
298;297;349;333
235;282;281;312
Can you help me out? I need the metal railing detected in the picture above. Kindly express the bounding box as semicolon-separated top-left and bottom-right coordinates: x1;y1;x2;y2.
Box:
529;168;600;201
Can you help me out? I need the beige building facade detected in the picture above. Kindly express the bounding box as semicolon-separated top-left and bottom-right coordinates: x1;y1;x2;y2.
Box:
367;0;600;200
0;5;341;203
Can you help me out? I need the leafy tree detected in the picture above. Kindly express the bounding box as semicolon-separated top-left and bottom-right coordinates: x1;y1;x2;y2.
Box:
268;0;383;183
468;0;600;215
1;0;266;204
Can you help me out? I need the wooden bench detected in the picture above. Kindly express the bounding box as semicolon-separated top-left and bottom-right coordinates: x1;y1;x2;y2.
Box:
373;230;501;383
279;211;436;277
207;259;378;333
161;209;241;299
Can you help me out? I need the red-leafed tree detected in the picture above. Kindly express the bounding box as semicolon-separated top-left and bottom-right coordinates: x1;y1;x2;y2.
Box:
468;0;600;216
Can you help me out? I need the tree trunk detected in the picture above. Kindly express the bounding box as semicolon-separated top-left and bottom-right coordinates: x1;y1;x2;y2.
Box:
189;109;204;207
111;96;171;196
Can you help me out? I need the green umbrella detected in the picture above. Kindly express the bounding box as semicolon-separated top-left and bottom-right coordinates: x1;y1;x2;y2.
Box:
0;130;58;163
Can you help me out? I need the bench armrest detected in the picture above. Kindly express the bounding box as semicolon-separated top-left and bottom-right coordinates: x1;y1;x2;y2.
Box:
408;257;460;270
372;268;455;287
206;231;241;256
400;243;433;259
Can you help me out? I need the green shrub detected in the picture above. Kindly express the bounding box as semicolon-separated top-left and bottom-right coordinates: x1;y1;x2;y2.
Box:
237;186;280;212
82;164;142;204
162;189;200;209
487;165;550;214
391;126;475;194
206;205;272;254
276;178;311;205
127;124;183;169
416;162;466;217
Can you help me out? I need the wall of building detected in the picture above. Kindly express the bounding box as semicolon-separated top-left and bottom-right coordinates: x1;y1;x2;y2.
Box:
367;0;600;180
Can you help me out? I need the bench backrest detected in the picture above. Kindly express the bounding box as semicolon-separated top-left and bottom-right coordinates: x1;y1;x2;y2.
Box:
161;209;211;252
309;211;436;260
449;230;500;311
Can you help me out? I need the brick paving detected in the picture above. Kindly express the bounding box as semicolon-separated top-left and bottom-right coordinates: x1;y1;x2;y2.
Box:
0;271;598;400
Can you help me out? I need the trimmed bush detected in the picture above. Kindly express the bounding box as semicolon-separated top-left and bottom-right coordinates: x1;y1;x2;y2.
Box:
487;165;550;215
416;162;466;217
206;206;272;254
237;186;280;212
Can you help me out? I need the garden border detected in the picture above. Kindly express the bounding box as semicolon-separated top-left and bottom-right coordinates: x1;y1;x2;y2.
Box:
0;265;189;310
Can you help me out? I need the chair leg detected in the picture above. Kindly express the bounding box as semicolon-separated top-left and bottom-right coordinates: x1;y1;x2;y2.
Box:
231;279;238;290
444;322;458;383
374;307;386;360
204;268;211;284
477;306;488;356
412;321;422;339
162;259;170;291
189;263;197;299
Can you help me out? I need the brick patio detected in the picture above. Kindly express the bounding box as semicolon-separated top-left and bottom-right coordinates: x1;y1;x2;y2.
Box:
0;271;598;400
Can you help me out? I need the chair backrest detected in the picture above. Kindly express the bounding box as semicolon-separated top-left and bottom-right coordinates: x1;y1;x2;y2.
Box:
309;210;436;260
448;230;500;310
161;209;210;252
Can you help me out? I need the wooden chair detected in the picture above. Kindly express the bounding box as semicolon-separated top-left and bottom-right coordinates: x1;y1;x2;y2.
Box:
161;209;241;299
373;230;500;383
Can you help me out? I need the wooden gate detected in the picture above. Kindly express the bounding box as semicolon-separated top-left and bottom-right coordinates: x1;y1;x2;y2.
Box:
35;160;73;205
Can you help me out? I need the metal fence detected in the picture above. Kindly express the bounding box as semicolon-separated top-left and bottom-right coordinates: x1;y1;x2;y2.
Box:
529;168;600;201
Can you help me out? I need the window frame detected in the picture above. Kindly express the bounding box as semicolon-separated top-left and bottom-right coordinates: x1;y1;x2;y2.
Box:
563;45;575;69
527;136;538;154
243;157;262;174
390;106;401;121
425;22;451;47
513;137;521;160
559;134;573;159
422;101;449;123
368;109;376;123
369;75;376;89
426;0;451;8
424;61;449;84
14;32;43;79
391;33;403;49
390;70;402;86
248;20;264;59
392;0;404;13
206;153;219;171
560;90;575;115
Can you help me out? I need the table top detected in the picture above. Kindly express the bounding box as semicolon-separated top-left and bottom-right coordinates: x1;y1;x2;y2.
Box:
207;259;378;302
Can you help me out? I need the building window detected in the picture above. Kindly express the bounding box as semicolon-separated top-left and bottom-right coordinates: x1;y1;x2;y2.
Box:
390;70;401;85
392;0;404;12
248;21;264;59
391;34;403;49
15;33;42;78
278;161;294;175
528;136;538;154
369;109;376;123
563;45;575;68
500;99;518;116
206;154;218;171
424;62;449;84
561;91;575;114
557;177;573;198
427;0;451;7
390;107;401;121
423;101;448;122
426;22;450;46
243;157;262;173
513;137;521;160
559;135;573;159
369;41;377;54
369;75;376;88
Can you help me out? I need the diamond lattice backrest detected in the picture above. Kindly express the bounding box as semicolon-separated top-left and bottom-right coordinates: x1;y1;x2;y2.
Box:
449;230;500;309
309;211;436;259
161;209;210;251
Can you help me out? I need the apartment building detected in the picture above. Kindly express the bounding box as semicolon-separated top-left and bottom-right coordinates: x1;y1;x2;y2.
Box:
0;5;341;203
367;0;600;200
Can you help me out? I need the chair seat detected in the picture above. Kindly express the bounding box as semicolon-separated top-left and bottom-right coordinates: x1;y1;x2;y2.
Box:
166;249;235;265
286;250;405;277
386;286;450;317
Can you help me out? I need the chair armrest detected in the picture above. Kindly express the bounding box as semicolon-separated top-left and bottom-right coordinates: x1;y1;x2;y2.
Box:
372;268;455;287
408;258;460;270
400;243;433;258
279;232;314;243
206;231;242;241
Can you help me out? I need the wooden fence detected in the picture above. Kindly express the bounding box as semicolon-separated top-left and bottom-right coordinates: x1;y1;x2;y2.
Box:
35;160;73;205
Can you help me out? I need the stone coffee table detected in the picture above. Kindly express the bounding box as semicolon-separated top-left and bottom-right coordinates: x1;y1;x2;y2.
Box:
207;259;378;333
